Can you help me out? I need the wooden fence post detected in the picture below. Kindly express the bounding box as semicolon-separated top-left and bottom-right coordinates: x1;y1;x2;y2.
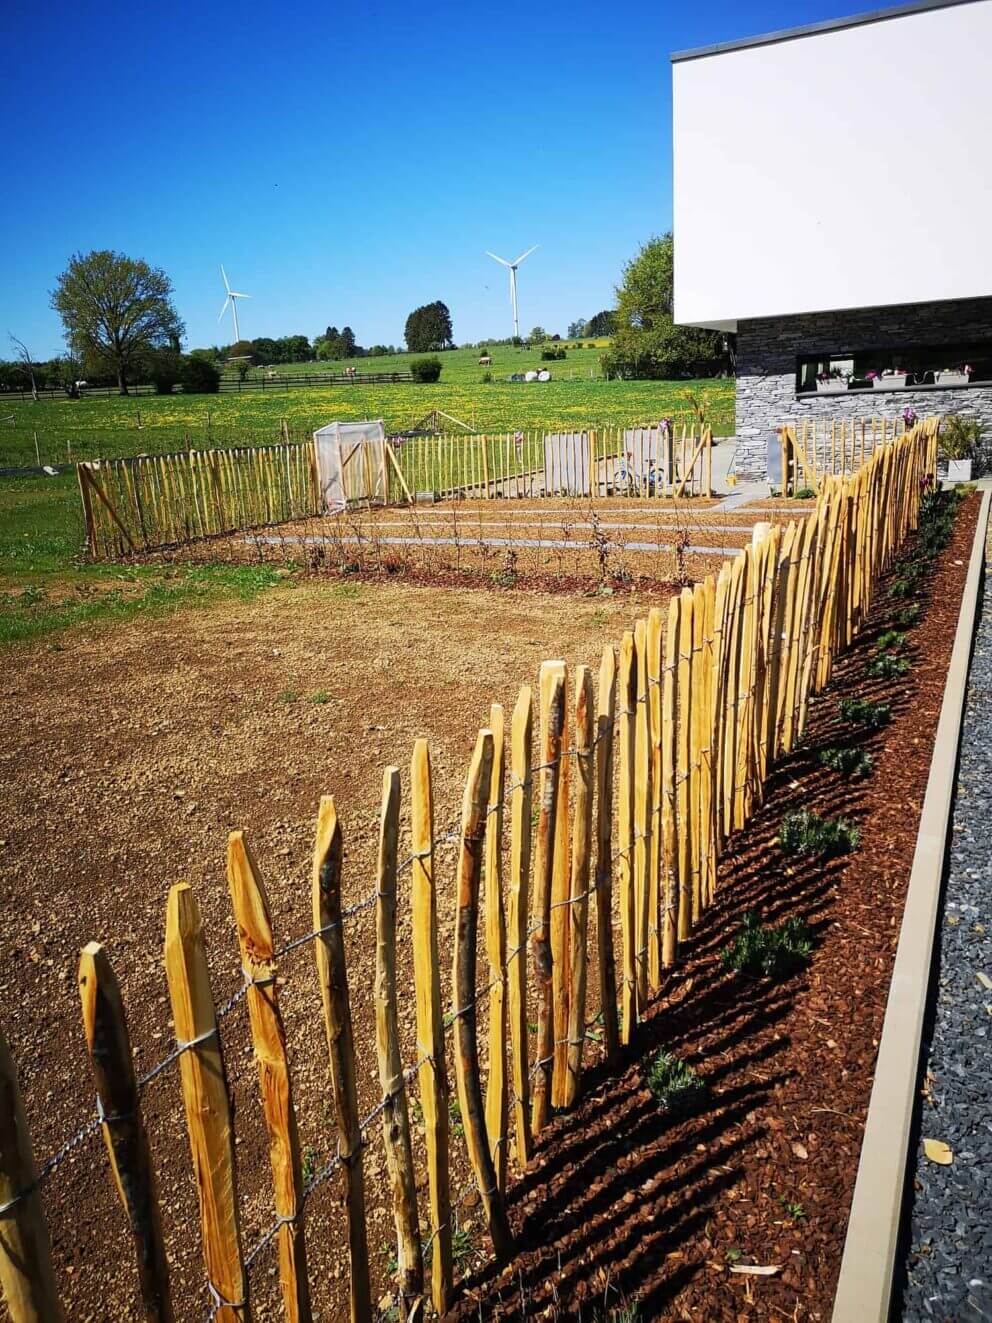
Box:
78;943;173;1323
374;770;424;1319
676;587;694;940
550;668;571;1110
661;594;680;966
452;731;514;1259
484;704;509;1193
633;619;651;1010
164;884;248;1323
507;688;534;1167
312;799;372;1323
226;835;310;1323
617;632;637;1041
409;742;453;1316
530;661;565;1134
594;646;620;1065
647;607;664;988
0;1024;64;1323
564;665;594;1106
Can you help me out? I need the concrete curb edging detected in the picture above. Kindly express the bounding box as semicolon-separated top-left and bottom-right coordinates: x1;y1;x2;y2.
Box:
831;488;991;1323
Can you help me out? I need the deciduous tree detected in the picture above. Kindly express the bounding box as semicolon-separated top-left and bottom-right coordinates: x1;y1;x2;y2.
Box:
51;250;184;395
604;234;726;379
404;301;453;353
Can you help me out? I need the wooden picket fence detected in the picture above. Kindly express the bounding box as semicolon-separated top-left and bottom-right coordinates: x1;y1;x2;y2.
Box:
78;424;713;560
2;419;939;1322
77;441;322;559
779;415;910;493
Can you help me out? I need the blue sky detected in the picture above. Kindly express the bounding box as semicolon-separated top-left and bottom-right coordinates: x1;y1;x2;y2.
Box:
1;0;873;358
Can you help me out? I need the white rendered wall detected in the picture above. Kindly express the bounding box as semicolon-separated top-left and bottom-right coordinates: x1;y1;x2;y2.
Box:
672;1;992;330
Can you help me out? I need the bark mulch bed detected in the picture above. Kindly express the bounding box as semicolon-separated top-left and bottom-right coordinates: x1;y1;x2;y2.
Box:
450;491;980;1322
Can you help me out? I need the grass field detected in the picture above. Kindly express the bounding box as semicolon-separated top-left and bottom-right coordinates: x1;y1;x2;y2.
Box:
0;343;735;468
0;343;734;646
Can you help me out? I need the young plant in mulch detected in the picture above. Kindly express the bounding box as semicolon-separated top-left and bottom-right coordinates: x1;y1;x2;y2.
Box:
839;697;891;730
876;629;908;653
646;1049;707;1118
893;603;921;628
816;745;874;778
720;910;813;979
779;809;860;859
867;652;911;679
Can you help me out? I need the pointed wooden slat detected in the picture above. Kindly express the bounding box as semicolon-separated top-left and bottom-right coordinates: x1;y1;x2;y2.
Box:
0;1024;65;1323
409;741;453;1316
164;884;248;1323
451;731;514;1258
374;770;424;1319
78;943;173;1323
484;704;509;1193
530;662;565;1134
312;800;371;1323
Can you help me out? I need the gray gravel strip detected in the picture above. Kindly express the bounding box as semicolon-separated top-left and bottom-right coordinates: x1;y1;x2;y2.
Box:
245;533;732;556
899;558;992;1323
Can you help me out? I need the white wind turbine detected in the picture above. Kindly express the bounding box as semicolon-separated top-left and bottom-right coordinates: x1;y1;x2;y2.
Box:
485;245;538;340
218;265;251;343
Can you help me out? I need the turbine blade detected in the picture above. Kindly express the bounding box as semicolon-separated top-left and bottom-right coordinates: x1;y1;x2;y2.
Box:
218;297;230;321
221;264;231;292
485;251;511;266
229;292;251;299
513;244;539;266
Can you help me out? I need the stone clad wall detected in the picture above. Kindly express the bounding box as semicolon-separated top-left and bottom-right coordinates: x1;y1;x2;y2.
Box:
734;297;992;479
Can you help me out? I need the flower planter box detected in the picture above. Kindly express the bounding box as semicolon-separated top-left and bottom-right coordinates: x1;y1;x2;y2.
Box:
816;380;849;393
936;371;970;387
872;374;909;389
947;458;973;482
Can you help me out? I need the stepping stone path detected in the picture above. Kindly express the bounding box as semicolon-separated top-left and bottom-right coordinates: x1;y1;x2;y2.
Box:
899;542;992;1322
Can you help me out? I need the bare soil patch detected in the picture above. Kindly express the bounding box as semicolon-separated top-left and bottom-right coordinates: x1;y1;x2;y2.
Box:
0;575;663;1320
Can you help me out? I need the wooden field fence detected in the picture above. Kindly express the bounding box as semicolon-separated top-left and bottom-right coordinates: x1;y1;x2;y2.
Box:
779;414;911;494
2;417;940;1322
77;424;714;559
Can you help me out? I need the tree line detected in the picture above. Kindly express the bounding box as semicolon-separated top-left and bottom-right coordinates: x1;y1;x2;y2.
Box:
3;235;728;397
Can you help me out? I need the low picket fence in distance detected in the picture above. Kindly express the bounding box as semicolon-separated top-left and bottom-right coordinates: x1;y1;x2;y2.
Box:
77;424;714;559
2;419;940;1321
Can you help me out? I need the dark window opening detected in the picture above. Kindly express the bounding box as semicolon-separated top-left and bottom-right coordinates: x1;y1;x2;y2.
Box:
796;339;992;393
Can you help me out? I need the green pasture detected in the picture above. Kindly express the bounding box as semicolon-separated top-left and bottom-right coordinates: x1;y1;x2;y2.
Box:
0;473;284;646
0;348;735;470
0;347;734;645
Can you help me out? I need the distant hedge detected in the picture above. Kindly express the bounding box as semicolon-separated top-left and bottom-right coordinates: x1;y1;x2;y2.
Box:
409;356;442;384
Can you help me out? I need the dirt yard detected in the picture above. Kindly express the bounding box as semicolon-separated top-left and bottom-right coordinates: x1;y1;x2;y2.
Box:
1;572;672;1321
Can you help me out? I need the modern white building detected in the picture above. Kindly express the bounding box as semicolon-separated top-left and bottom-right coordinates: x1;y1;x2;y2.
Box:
671;0;992;475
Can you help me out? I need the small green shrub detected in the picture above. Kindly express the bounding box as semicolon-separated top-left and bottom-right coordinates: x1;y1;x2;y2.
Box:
540;345;567;361
779;809;860;858
875;629;907;653
720;911;813;979
278;689;299;704
817;745;874;778
839;697;891;729
893;604;921;628
409;356;442;383
794;486;816;499
645;1049;706;1117
178;355;220;394
480;370;493;383
867;653;910;679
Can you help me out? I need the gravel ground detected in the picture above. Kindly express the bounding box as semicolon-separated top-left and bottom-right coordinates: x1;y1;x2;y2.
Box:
900;543;992;1323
